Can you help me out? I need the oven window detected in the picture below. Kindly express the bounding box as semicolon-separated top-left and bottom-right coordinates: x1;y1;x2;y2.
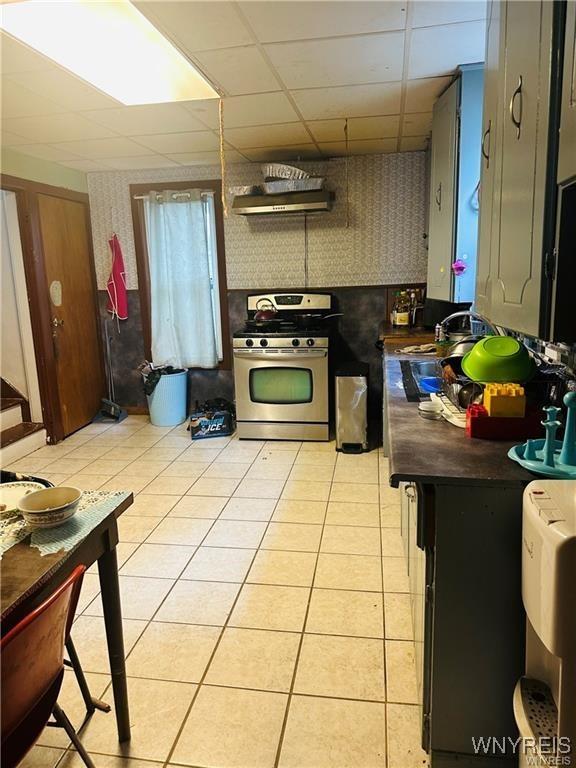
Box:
250;367;313;404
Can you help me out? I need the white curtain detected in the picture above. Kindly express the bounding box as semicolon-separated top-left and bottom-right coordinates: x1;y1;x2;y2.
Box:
144;189;220;369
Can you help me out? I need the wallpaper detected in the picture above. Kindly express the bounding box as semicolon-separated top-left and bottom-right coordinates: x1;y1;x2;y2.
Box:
87;152;428;290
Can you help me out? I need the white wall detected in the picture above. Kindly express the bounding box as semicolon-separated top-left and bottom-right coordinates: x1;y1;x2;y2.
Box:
1;191;43;421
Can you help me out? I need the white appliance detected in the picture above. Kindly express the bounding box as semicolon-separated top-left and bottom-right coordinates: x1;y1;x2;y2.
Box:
514;480;576;767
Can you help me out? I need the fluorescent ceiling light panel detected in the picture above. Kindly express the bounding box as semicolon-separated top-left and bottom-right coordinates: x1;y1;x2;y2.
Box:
0;0;219;105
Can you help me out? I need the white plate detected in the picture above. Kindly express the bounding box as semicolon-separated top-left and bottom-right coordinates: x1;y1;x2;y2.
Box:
0;481;45;514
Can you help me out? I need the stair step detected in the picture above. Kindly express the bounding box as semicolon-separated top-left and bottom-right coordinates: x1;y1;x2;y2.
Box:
0;398;23;412
0;423;46;466
0;399;23;431
1;422;44;448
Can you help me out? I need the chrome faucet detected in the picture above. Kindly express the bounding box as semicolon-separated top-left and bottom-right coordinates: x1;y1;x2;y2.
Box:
438;310;499;339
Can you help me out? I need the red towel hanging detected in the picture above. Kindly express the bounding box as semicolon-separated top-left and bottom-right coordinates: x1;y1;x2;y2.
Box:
106;233;128;320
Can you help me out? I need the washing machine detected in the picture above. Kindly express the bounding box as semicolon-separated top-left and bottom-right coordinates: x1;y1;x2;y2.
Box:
514;480;576;767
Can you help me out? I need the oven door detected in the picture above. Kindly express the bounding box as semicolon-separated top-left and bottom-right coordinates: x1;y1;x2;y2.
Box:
233;348;328;424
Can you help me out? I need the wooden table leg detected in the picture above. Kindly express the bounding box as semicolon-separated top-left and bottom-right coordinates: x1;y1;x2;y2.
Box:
97;547;131;742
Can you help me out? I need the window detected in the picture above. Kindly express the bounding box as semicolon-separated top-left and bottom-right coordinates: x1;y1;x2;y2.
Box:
131;180;230;369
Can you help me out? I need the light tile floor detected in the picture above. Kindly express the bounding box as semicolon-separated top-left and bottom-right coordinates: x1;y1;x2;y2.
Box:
10;417;429;768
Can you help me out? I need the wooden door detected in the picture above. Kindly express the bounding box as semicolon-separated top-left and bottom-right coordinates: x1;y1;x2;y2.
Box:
491;0;553;336
37;194;104;436
426;79;458;301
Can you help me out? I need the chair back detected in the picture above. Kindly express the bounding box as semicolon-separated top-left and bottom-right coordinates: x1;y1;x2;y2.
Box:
1;565;85;764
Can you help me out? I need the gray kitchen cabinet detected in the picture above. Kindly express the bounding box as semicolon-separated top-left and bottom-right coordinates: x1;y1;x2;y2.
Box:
426;81;458;301
427;68;484;304
558;0;576;184
475;0;503;317
476;0;555;337
400;482;426;708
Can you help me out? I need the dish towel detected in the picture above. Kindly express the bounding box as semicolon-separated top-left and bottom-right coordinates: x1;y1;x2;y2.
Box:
106;233;128;321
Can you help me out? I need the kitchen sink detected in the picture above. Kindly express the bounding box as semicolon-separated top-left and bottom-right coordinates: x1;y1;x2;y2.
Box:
400;359;443;398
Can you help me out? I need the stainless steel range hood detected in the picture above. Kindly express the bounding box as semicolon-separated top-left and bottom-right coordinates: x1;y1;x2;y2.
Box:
232;190;334;216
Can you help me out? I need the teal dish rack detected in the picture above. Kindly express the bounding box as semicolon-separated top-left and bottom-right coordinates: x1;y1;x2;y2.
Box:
508;392;576;479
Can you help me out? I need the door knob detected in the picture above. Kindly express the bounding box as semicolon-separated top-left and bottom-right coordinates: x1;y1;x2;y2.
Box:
51;317;64;328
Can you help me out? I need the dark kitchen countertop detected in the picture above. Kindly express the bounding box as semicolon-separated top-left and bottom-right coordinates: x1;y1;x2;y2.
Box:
383;347;535;488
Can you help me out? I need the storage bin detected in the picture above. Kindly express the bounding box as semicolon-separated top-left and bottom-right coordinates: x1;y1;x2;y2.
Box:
144;370;187;427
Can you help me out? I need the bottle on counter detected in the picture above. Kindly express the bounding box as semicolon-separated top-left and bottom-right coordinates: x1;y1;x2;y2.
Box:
392;291;411;327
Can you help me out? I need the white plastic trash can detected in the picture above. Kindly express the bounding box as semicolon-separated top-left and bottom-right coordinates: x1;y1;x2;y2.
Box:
145;370;188;427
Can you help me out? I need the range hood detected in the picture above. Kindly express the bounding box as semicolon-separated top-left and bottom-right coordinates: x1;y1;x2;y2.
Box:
232;190;334;216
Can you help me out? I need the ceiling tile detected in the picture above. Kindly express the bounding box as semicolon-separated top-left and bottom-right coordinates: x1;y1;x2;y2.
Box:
319;138;397;156
402;112;433;137
12;144;85;162
224;122;311;149
404;77;452;113
412;1;486;28
133;131;220;154
408;21;486;79
265;32;404;89
60;159;114;172
2;113;116;143
239;1;406;42
1;129;30;146
52;137;155;159
1;79;65;118
8;69;119;111
240;144;321;162
307;115;400;142
135;1;253;52
194;46;279;96
0;32;52;74
99;156;179;171
181;99;220;126
291;82;402;120
82;104;208;136
202;92;299;129
399;136;429;151
166;150;247;165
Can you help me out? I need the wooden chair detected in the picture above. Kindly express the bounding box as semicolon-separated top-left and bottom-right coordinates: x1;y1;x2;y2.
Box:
1;565;96;768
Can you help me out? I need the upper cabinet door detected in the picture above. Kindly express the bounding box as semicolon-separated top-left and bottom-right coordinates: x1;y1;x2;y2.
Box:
558;0;576;184
491;0;553;336
426;80;459;301
476;0;503;317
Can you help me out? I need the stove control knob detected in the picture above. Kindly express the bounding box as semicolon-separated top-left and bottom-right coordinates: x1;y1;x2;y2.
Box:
306;338;315;347
292;338;300;347
260;338;268;347
246;339;254;347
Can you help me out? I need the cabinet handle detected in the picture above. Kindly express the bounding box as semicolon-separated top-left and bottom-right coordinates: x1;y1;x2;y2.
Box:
435;182;442;211
481;120;491;167
509;75;523;139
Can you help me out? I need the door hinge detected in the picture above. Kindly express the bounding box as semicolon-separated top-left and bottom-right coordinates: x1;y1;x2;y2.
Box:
425;585;434;604
544;248;557;280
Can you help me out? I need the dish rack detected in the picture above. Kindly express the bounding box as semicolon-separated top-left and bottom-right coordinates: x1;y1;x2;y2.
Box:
430;392;467;428
261;163;310;180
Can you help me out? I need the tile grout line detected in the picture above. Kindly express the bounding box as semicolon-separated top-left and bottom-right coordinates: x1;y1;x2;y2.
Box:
271;448;336;768
157;438;304;768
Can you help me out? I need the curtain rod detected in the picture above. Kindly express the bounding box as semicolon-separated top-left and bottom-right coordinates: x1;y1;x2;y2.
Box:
132;190;214;201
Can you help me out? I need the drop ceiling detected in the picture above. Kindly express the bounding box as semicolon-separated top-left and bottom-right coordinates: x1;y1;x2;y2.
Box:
1;1;486;172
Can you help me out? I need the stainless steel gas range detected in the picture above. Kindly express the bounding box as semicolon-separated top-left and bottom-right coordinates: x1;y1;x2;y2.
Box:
233;292;336;441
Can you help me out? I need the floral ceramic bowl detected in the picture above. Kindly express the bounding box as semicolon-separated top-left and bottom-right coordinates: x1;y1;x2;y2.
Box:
18;486;82;529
